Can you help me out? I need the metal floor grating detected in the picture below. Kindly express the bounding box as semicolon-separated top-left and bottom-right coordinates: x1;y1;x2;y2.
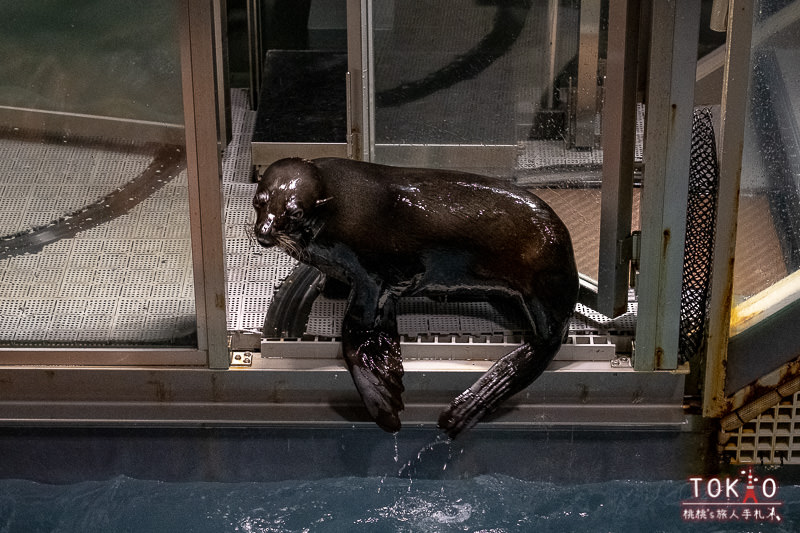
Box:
265;289;638;362
723;392;800;465
0;89;637;349
303;295;637;342
517;104;644;172
0;133;194;345
223;90;295;332
0;82;784;355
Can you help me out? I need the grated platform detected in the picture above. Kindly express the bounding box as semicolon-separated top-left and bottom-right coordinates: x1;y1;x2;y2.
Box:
723;392;800;465
224;90;294;332
0;134;194;345
261;291;637;363
0;89;286;345
0;89;780;353
517;104;644;177
226;90;642;360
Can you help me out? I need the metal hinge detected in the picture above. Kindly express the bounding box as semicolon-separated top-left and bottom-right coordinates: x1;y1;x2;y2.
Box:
618;230;641;265
345;70;360;159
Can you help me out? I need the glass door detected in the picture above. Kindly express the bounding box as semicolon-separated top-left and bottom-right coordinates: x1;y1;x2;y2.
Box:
250;0;353;167
0;2;197;357
363;0;620;306
368;0;541;173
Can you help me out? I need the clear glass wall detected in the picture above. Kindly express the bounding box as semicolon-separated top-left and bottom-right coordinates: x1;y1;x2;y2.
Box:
370;0;605;282
733;0;800;304
0;2;195;346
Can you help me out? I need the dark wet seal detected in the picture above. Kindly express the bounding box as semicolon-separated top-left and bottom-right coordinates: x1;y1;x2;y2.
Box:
253;157;579;438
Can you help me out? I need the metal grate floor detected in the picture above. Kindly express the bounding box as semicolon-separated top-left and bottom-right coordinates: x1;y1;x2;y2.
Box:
0;134;194;345
0;89;283;345
270;292;639;363
0;90;639;349
723;392;800;465
517;103;644;180
224;90;293;332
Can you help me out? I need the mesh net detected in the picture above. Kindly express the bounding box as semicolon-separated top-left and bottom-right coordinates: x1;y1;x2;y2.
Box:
678;108;720;363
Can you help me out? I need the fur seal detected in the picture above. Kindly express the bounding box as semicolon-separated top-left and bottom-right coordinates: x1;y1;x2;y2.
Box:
253;157;578;438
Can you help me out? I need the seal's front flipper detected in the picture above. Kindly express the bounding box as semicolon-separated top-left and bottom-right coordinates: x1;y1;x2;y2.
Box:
438;340;557;439
343;328;405;432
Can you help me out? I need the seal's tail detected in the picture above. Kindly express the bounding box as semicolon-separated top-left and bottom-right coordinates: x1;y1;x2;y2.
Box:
437;338;560;439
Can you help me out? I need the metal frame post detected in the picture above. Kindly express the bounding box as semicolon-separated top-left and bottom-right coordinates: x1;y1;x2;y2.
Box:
346;0;372;161
597;0;641;318
703;0;754;416
213;0;232;144
180;0;230;369
635;0;701;371
575;0;602;149
246;0;262;109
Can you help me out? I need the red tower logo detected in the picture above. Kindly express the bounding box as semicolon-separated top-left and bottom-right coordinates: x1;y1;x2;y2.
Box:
741;467;759;504
682;467;783;523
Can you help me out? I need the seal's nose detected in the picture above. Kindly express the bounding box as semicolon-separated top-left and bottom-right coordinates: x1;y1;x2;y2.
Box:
255;232;276;248
254;213;277;247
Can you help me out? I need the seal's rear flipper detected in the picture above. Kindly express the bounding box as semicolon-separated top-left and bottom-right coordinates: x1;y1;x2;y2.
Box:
438;342;555;439
344;331;405;433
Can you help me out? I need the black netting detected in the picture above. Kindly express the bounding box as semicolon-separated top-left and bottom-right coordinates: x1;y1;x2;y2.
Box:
678;108;720;363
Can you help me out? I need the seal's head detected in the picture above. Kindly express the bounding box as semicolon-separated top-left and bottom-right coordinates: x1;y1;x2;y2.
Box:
253;158;329;257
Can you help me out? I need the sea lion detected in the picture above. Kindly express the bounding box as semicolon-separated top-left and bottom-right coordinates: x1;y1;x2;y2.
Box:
253;157;578;438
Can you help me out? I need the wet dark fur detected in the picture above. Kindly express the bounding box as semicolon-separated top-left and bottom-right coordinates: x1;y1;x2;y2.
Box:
254;157;578;438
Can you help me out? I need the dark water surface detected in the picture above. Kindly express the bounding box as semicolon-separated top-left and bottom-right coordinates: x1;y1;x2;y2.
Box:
0;474;798;532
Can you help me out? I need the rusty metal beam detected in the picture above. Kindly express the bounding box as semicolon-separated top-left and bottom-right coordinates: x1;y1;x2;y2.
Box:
635;0;700;371
702;0;754;417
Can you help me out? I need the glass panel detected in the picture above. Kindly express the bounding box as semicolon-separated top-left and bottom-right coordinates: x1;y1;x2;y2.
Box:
733;0;800;306
0;2;195;346
370;0;608;281
228;1;349;340
0;2;183;125
372;1;561;162
250;1;348;148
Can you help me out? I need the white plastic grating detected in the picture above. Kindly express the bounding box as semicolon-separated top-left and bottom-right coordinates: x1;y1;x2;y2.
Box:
518;104;645;171
286;292;627;362
0;132;196;346
723;392;800;465
574;297;638;333
518;141;604;170
222;91;289;333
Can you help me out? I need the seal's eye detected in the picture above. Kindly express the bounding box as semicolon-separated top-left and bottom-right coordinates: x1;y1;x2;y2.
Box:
253;191;269;209
289;208;304;221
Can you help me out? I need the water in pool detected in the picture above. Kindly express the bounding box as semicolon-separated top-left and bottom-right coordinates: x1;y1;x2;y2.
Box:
1;431;798;533
1;474;798;532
